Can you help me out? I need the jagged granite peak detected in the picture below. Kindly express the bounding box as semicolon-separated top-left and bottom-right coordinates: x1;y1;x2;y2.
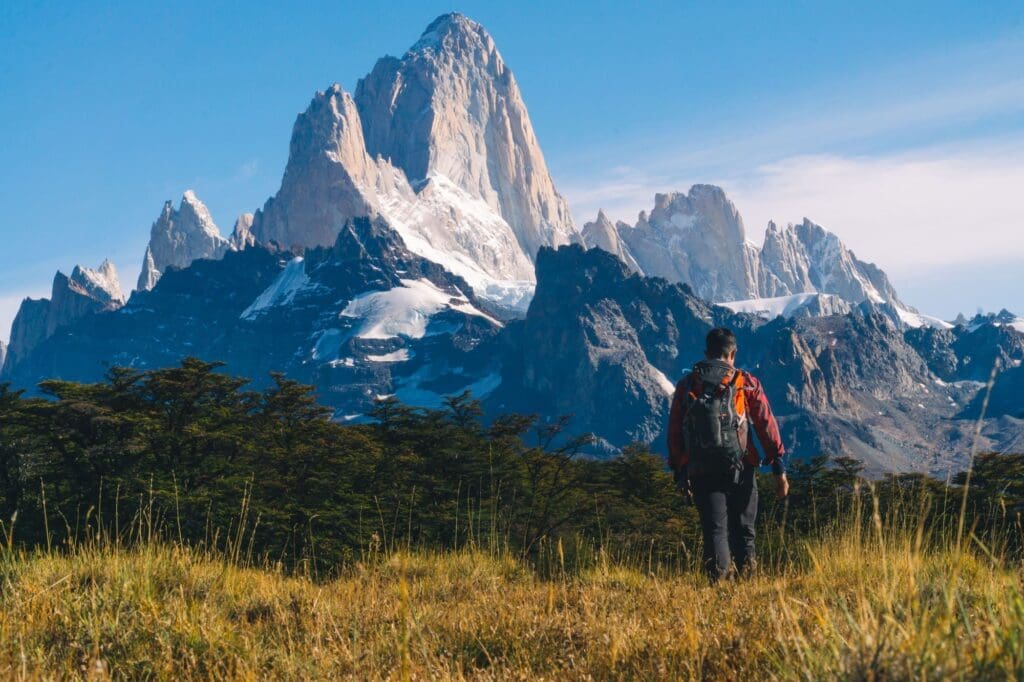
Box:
229;213;256;250
251;85;418;251
137;190;230;291
3;298;49;374
2;258;125;373
760;218;902;307
616;185;760;301
355;12;579;262
581;210;641;271
249;80;535;312
602;186;908;319
70;259;125;307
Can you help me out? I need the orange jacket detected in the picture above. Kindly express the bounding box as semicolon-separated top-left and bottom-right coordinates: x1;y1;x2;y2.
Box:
667;364;786;475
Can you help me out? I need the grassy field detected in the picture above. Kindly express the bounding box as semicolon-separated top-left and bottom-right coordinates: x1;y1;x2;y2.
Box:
1;518;1023;681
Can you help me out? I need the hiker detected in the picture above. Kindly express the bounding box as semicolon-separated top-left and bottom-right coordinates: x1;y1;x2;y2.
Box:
667;327;789;583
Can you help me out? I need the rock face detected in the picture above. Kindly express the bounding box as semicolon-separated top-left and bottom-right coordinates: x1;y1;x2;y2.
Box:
581;211;641;272
583;186;907;316
137;191;229;291
3;260;125;373
906;320;1024;383
493;244;728;449
229;213;256;250
759;219;902;306
614;186;759;302
250;86;410;250
355;13;578;261
494;245;1024;471
3;298;49;374
0;340;5;370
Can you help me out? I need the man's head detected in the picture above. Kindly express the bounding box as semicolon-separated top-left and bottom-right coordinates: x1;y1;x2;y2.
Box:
705;327;737;365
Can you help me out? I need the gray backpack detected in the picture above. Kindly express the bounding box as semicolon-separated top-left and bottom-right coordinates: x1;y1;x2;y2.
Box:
681;362;748;477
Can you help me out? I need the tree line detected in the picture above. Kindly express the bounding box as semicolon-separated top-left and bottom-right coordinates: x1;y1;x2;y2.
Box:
1;358;1020;573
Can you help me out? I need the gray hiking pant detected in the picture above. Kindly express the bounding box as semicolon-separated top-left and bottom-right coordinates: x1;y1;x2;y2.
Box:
692;464;758;583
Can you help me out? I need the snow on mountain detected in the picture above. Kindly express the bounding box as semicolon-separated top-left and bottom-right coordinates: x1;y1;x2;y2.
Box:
138;191;230;291
720;293;852;320
242;13;583;314
340;278;499;340
893;307;954;330
240;257;311;320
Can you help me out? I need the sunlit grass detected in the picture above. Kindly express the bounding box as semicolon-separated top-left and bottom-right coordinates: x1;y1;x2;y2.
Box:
1;515;1022;680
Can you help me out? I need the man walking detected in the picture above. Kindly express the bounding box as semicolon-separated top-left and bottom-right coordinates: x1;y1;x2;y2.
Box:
667;327;789;583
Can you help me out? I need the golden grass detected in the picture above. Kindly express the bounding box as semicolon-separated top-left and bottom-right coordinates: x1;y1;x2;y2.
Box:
0;528;1022;680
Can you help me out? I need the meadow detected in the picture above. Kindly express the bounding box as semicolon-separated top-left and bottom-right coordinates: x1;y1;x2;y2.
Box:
2;489;1023;680
2;360;1022;679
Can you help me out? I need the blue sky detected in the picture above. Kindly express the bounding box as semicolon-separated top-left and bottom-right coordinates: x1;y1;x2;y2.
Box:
2;0;1023;339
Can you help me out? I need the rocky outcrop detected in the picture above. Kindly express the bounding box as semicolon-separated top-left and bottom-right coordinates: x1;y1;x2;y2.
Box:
906;320;1024;383
581;211;640;272
612;186;759;302
759;219;902;306
0;340;5;370
3;298;49;374
2;260;125;374
229;213;256;250
137;191;229;291
492;244;737;448
355;13;578;261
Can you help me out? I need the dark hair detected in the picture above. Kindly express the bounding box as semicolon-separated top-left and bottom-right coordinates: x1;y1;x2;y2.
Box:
705;327;737;359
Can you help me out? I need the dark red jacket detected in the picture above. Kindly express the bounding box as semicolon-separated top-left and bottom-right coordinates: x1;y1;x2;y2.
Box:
667;365;786;475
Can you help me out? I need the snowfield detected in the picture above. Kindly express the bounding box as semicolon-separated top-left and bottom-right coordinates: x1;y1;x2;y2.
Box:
339;278;500;340
241;257;310;320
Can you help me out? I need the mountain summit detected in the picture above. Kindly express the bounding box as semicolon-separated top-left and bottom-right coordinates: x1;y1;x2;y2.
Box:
355;13;578;260
246;13;578;313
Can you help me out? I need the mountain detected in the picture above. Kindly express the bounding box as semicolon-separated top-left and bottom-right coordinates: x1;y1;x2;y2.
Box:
0;340;5;369
137;191;230;291
759;219;903;307
5;218;502;420
247;13;579;314
2;260;125;373
355;12;578;261
613;186;760;302
494;245;1024;471
583;186;916;323
4;12;1020;477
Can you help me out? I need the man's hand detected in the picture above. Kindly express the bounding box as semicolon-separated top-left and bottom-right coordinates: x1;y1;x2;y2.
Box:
673;468;692;499
775;473;789;499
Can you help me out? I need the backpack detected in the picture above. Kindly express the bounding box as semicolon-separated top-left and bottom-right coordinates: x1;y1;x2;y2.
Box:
681;362;749;477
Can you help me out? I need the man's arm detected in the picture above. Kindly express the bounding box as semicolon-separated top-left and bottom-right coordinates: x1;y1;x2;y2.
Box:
667;378;689;473
744;373;787;477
